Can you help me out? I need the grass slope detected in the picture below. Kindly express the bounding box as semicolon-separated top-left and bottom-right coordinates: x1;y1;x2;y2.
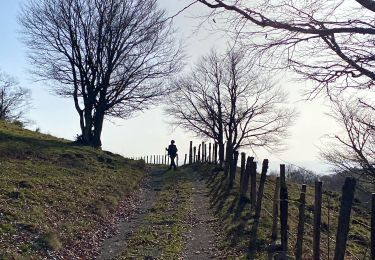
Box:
0;121;145;259
195;163;371;259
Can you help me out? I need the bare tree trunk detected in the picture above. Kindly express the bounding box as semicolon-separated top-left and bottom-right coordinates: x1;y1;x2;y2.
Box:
92;111;105;148
224;141;233;177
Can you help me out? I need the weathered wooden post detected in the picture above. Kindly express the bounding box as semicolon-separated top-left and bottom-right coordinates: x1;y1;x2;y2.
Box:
165;155;167;165
295;184;307;260
239;152;246;191
271;177;280;241
240;156;252;198
189;141;193;164
371;193;375;260
229;151;239;187
153;155;155;164
193;146;196;164
176;155;179;167
279;164;288;255
333;177;356;260
201;141;205;162
198;144;201;162
313;181;323;260
146;156;148;164
184;154;187;165
254;159;269;219
250;161;257;211
209;143;212;163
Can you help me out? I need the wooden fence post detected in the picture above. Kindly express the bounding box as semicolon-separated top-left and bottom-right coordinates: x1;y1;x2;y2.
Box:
371;193;375;260
295;184;307;260
279;164;288;254
333;177;356;260
189;141;193;164
184;154;187;165
239;152;246;193
229;151;239;187
198;144;201;162
201;141;205;163
250;160;257;211
313;181;323;260
271;177;280;241
153;155;155;164
254;159;269;219
209;143;212;163
240;156;251;198
146;156;148;164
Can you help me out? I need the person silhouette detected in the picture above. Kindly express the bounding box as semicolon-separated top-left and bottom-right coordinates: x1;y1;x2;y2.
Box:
166;140;178;170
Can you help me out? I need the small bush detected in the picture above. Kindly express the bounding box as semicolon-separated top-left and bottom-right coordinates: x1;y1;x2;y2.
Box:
12;120;24;128
38;231;62;250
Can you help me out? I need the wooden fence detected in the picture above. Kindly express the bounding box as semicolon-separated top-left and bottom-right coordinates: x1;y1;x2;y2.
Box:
129;140;375;260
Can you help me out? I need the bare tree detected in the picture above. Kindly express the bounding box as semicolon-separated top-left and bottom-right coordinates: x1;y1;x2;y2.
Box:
166;50;226;165
166;48;295;170
321;98;375;183
195;0;375;98
0;70;31;124
20;0;183;147
194;0;375;182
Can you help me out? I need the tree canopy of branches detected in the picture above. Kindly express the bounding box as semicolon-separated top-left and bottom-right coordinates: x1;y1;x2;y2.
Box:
321;98;375;183
195;0;375;180
166;48;295;167
20;0;183;147
0;70;31;124
196;0;375;98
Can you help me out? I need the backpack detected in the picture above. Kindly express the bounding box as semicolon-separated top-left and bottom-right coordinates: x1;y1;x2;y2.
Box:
168;144;177;156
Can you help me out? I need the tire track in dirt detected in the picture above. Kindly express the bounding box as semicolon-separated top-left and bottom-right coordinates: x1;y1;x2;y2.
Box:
183;171;221;259
98;168;165;259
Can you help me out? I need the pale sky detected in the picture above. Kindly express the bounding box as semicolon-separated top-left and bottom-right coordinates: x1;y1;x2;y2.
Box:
0;0;341;174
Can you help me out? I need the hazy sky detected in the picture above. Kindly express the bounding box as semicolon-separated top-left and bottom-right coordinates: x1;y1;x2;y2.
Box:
0;0;341;173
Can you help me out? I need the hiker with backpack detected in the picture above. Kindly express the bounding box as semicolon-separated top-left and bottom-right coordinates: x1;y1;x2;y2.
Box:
166;140;178;170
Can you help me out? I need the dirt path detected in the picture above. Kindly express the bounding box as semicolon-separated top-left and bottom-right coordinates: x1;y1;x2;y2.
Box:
183;172;221;259
98;167;221;259
98;168;165;260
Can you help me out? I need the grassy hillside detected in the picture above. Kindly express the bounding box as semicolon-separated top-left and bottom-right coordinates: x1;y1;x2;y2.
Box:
195;163;372;259
0;121;145;259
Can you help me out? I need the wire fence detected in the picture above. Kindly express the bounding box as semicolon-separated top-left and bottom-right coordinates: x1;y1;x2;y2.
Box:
130;140;374;259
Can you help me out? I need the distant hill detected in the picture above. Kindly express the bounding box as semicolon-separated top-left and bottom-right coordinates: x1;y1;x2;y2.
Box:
0;120;145;258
